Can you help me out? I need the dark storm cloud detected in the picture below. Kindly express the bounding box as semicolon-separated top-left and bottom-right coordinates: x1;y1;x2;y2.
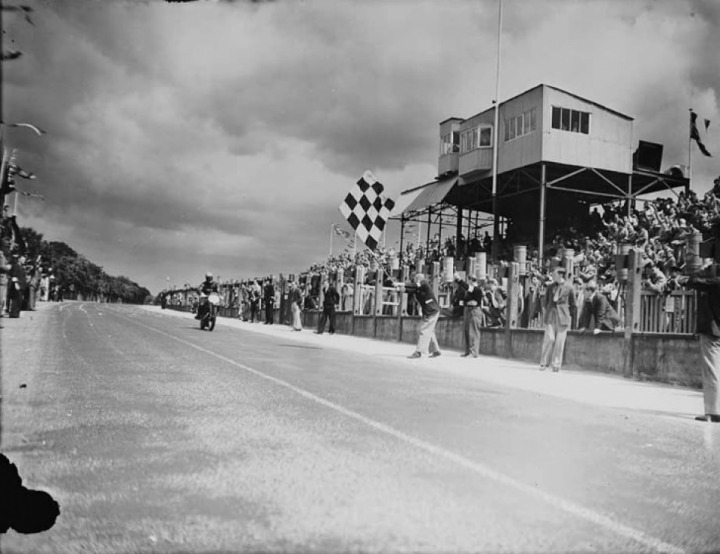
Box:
3;0;719;293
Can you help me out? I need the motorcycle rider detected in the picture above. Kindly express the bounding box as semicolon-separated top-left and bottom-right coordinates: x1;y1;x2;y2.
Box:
195;272;219;321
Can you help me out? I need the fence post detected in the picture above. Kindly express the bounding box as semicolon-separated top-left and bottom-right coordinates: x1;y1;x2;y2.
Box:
623;248;642;379
504;262;520;357
431;261;440;300
353;265;365;315
374;274;384;316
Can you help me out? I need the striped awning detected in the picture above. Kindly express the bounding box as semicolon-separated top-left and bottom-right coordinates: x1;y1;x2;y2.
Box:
390;176;458;218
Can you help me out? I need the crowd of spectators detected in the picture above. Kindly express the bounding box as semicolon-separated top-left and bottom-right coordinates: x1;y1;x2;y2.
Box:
161;177;720;334
0;208;63;322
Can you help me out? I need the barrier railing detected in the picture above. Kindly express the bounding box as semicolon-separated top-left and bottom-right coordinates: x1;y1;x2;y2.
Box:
639;290;696;334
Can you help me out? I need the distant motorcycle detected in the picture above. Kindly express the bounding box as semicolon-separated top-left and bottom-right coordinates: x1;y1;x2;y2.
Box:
198;292;220;331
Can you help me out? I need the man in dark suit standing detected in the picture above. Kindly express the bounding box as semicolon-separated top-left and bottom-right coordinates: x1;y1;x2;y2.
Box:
521;273;542;328
263;275;275;325
316;281;340;335
540;267;576;372
454;272;483;357
578;280;622;333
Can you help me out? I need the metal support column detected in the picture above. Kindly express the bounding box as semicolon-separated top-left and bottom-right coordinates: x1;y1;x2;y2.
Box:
538;163;546;269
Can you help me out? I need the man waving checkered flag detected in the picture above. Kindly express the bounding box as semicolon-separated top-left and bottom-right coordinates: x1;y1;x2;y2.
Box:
339;170;395;251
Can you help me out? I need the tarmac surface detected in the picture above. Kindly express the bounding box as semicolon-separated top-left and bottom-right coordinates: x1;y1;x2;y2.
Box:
1;302;719;553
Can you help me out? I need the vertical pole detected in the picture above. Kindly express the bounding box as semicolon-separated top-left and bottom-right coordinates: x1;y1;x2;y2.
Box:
426;208;432;255
374;274;383;316
623;248;642;380
688;108;693;187
353;265;365;315
491;0;503;263
399;215;405;268
538;163;546;271
456;207;463;260
438;210;443;253
329;224;333;257
504;261;520;357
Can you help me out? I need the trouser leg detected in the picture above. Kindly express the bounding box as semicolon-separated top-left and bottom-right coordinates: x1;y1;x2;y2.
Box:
700;334;720;415
552;325;569;368
328;309;336;333
470;308;482;356
416;312;440;355
463;309;471;354
541;323;557;366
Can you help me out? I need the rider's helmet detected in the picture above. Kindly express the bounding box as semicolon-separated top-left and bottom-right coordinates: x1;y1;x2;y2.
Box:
205;272;213;280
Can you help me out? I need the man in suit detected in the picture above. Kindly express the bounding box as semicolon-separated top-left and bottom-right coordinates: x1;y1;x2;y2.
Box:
521;273;542;328
263;276;275;324
540;267;576;372
403;273;441;359
454;272;484;357
316;281;340;335
578;280;623;333
483;278;506;327
679;267;720;422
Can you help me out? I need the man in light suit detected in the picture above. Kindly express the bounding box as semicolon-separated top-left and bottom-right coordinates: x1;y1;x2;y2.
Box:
540;268;576;372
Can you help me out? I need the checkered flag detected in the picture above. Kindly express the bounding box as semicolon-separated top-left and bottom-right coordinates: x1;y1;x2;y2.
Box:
339;171;395;251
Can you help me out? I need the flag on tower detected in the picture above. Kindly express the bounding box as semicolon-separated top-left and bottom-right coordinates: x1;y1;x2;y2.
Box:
690;110;712;157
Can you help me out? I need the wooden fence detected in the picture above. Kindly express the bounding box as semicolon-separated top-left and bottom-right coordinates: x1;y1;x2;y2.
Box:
639;290;696;334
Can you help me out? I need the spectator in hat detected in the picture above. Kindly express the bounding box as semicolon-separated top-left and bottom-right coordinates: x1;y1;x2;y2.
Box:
540;267;576;372
643;261;667;294
578;280;622;333
316;281;339;335
288;280;303;331
483;278;506;327
521;273;543;328
263;276;275;324
454;272;483;357
403;272;441;359
0;239;10;317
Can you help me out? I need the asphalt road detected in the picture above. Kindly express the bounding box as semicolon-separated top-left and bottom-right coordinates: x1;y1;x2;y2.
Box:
1;302;719;553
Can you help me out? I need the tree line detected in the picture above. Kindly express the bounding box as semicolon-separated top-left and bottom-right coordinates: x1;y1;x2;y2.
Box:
20;226;151;304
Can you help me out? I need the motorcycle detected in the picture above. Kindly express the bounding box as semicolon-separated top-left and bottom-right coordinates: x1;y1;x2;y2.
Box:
198;292;220;331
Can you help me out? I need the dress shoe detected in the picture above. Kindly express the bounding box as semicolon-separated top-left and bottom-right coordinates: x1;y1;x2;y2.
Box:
314;331;323;334
461;353;470;357
695;414;720;422
552;366;560;373
407;352;422;359
539;365;546;371
430;351;441;358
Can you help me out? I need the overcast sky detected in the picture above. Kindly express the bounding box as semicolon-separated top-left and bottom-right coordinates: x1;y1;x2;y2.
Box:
3;0;719;293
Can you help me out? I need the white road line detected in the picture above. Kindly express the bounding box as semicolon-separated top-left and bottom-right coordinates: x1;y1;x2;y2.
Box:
128;315;685;554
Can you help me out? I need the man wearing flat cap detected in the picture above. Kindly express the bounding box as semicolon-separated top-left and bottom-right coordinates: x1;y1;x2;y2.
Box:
454;272;483;357
540;267;576;372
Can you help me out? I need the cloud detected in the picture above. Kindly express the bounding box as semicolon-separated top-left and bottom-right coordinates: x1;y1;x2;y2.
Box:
3;0;720;293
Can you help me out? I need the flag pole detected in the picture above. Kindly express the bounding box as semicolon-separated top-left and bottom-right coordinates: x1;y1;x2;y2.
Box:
688;108;693;188
329;224;333;257
490;0;503;263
